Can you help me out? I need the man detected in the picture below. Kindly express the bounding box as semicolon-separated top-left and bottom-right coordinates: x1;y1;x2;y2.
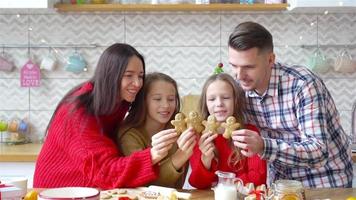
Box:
229;21;353;188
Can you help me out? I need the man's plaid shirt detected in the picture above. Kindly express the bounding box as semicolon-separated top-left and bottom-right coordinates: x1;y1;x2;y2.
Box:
244;63;353;187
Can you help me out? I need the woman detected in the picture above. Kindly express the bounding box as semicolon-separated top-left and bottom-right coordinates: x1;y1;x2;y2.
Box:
33;43;177;189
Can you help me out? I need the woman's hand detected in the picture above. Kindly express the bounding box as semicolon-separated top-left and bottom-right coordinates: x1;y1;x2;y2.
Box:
150;129;178;165
199;132;218;170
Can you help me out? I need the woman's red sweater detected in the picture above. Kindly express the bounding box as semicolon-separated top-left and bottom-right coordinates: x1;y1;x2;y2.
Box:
33;82;158;189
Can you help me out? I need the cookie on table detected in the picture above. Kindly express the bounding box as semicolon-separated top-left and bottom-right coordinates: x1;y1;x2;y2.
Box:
141;191;161;199
170;112;187;135
202;115;220;134
221;116;241;139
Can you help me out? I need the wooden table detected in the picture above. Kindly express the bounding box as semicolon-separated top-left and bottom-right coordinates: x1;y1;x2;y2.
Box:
33;188;356;200
186;188;356;199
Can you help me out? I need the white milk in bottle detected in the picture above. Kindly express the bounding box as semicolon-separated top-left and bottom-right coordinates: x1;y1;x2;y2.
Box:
213;171;242;200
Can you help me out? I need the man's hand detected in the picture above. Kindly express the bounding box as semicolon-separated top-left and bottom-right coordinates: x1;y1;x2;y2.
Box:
231;129;264;157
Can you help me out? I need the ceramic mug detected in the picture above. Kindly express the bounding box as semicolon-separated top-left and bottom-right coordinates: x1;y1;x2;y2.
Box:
0;118;8;131
334;49;356;73
0;55;15;71
65;52;87;74
7;119;19;132
307;49;330;73
18;120;29;134
40;53;57;71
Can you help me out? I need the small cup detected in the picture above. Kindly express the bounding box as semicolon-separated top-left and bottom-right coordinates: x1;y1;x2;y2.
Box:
307;49;330;73
0;55;15;71
0;118;8;131
7;119;19;132
18;120;29;134
65;52;87;74
334;49;356;73
40;53;57;71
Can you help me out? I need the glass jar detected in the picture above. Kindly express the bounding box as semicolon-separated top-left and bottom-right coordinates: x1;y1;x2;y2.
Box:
269;180;305;200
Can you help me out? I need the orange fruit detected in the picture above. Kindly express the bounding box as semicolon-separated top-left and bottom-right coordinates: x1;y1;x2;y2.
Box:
24;190;38;200
280;193;300;200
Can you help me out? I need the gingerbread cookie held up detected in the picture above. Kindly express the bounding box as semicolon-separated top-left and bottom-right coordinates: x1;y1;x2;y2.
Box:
185;111;204;134
221;116;241;139
170;112;187;135
202;115;220;134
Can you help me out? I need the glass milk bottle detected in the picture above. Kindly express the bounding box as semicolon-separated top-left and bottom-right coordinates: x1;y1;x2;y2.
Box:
214;170;243;200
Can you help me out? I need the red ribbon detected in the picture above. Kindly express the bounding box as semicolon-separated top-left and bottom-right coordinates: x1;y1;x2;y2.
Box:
249;189;265;200
118;197;131;200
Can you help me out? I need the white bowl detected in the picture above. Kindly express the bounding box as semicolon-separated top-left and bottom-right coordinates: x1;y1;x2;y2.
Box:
38;187;100;200
1;176;28;197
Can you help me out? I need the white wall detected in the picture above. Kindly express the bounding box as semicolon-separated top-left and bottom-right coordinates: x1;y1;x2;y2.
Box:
0;9;355;144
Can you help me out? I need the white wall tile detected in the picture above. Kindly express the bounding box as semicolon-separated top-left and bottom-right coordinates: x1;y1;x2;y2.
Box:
0;11;355;143
0;79;29;110
29;14;125;45
138;46;221;79
126;14;220;46
30;79;86;110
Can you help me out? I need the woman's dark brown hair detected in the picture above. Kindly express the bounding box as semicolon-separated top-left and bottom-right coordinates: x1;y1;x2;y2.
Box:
199;73;246;171
121;72;180;133
46;43;145;134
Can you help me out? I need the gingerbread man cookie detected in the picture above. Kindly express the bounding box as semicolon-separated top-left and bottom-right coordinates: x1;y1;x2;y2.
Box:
170;113;187;135
185;111;204;134
221;116;241;139
202;115;220;134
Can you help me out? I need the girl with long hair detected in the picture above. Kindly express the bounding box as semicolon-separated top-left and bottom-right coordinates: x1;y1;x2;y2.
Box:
119;72;196;188
189;73;266;189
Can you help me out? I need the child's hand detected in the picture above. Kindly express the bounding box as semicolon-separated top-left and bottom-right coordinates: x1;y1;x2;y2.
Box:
177;127;197;157
199;132;218;170
171;128;197;170
150;129;178;165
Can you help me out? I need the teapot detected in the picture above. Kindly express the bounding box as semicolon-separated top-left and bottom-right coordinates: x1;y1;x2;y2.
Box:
213;170;243;200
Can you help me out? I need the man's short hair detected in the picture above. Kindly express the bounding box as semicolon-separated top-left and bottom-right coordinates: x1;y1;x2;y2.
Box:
228;21;273;53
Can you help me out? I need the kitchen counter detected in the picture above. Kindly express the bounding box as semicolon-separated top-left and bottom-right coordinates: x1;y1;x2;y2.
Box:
1;142;356;163
0;143;42;162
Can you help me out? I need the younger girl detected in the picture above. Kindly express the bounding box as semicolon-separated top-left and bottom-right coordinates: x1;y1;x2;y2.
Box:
119;72;197;188
189;73;266;189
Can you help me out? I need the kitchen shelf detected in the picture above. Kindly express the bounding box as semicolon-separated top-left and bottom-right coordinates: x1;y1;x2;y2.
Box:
54;3;289;12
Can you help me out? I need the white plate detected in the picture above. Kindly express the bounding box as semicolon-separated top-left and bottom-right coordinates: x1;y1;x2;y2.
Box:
38;187;99;200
